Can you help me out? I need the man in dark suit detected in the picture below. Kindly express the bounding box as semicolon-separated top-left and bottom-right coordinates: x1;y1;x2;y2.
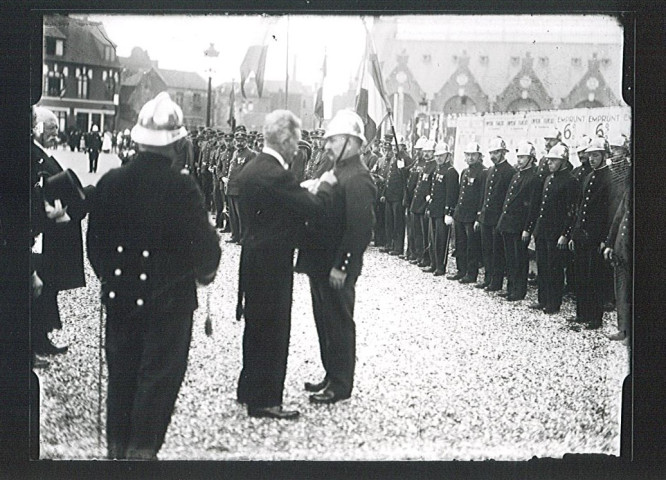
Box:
424;142;459;276
235;110;338;420
403;137;426;261
31;106;88;357
296;109;376;404
568;137;613;330
226;128;256;243
449;142;487;283
496;141;541;301
382;139;409;256
530;144;579;314
474;137;516;292
410;140;437;267
87;92;221;459
87;124;103;173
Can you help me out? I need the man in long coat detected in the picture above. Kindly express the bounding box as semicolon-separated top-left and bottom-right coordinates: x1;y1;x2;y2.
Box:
87;92;221;459
235;110;337;420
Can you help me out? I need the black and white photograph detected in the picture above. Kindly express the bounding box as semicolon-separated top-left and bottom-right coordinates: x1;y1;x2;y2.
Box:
26;11;634;464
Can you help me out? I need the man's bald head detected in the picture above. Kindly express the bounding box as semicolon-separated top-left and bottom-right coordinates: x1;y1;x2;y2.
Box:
32;106;59;147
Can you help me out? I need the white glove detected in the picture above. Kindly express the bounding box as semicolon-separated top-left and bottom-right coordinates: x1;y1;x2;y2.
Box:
444;215;453;226
44;199;70;223
319;170;338;186
397;160;405;168
300;178;321;194
425;195;431;202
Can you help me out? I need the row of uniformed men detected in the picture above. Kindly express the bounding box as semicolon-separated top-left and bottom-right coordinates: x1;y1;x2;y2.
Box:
187;125;334;242
363;128;631;340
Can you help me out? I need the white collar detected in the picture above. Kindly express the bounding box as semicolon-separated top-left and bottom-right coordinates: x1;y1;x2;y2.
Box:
32;139;50;158
263;146;288;170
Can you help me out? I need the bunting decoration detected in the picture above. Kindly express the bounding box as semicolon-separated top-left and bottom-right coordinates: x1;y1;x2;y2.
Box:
240;45;268;98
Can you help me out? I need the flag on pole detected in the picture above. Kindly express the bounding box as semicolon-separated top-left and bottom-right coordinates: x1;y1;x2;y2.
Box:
240;45;268;98
363;22;392;113
314;52;326;120
227;83;236;131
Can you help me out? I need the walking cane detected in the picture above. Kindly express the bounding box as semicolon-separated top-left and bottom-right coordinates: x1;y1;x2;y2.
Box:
97;300;104;451
442;223;452;273
204;288;213;336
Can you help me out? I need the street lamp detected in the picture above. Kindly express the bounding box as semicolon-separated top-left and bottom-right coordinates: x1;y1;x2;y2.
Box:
204;43;220;127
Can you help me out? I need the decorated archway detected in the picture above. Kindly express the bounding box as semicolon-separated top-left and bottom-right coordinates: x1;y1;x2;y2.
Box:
496;52;551;112
506;97;541;112
562;53;619;109
443;95;478;115
431;51;489;113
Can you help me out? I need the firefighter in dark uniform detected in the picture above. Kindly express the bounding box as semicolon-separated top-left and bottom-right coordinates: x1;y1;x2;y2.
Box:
212;133;227;228
370;135;392;248
496;141;541;301
291;136;312;183
306;128;333;180
603;188;631;343
297;110;376;405
424;142;459;275
362;139;380;170
529;143;579;314
403;137;426;261
448;142;487;283
226;127;257;243
382;139;409;255
474;137;516;292
568;137;613;329
410;140;437;267
220;132;236;232
87;92;221;459
87;124;103;173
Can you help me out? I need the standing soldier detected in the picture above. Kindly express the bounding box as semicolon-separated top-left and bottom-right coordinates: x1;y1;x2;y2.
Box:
474;137;516;292
87;124;103;173
292;137;312;183
529;144;579;314
226;127;256;244
86;92;221;459
496;141;541;301
424;142;459;276
220;131;236;232
361;139;380;171
212;134;227;229
409;140;437;268
448;142;487;283
382;139;409;256
370;135;392;249
403;137;426;261
568;137;613;329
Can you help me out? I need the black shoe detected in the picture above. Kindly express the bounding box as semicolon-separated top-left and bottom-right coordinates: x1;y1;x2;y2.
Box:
32;355;49;369
33;341;68;356
225;238;239;243
417;261;429;268
459;276;477;284
584;322;602;330
409;259;420;265
247;406;300;420
433;270;445;276
388;251;400;256
447;272;465;281
543;306;560;314
379;247;390;253
421;266;435;273
603;302;616;312
497;291;509;298
567;316;586;324
528;302;545;310
505;295;523;302
304;379;329;392
606;331;627;341
309;389;351;405
485;284;502;292
398;254;407;259
474;281;489;289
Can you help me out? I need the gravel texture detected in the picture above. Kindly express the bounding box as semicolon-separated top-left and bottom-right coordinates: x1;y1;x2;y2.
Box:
36;150;629;461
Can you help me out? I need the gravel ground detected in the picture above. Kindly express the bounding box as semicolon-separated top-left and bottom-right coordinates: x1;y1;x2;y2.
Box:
36;150;629;461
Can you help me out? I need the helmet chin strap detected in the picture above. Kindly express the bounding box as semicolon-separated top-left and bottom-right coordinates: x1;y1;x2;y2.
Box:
334;136;350;165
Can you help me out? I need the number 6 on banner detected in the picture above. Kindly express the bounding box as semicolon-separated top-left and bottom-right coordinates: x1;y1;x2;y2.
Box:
563;123;572;140
596;123;605;138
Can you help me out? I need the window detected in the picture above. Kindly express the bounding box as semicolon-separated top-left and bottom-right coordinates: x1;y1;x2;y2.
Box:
45;38;63;56
77;67;90;99
47;75;62;96
175;92;184;106
104;46;116;62
192;93;202;110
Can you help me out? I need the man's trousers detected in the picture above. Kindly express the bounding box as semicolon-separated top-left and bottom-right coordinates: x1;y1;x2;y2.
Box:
105;307;193;459
427;217;451;273
480;223;505;287
385;200;405;254
454;220;481;279
227;195;242;241
574;246;605;326
502;232;529;299
308;275;356;397
535;238;567;310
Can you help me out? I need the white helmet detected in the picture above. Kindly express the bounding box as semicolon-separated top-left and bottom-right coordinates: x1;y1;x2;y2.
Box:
515;141;536;158
131;91;188;147
434;142;451;156
414;136;427;150
92;125;99;132
323;109;366;145
585;136;610;154
123;128;130;135
488;136;508;152
545;143;568;160
576;135;591;153
544;127;562;141
464;141;482;154
609;133;629;150
422;139;436;152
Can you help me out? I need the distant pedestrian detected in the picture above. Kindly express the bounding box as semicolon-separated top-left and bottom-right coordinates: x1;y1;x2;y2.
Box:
87;125;102;173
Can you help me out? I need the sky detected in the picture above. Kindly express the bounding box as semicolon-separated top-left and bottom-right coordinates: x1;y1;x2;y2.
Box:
81;14;623;114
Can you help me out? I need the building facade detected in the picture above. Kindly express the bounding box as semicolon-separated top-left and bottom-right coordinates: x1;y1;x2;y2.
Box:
38;15;123;133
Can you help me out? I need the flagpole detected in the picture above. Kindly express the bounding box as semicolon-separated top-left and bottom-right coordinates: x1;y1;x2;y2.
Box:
285;15;289;109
